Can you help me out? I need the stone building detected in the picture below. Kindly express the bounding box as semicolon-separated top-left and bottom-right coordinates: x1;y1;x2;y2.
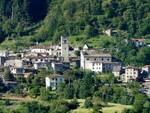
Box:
4;59;24;67
80;49;122;73
45;74;64;90
142;65;150;74
61;36;69;61
51;62;70;73
123;67;141;82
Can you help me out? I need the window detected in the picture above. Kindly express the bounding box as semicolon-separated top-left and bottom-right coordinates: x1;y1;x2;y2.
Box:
64;40;67;43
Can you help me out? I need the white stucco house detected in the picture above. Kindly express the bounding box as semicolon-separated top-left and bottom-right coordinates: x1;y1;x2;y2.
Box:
45;74;64;90
80;49;122;73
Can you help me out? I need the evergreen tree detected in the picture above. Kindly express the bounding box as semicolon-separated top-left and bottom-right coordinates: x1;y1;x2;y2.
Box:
3;67;15;81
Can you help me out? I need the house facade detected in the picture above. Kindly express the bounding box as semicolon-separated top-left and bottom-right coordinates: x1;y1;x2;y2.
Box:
4;59;24;67
45;74;64;90
123;67;141;82
131;38;145;47
10;67;25;75
142;65;150;74
80;49;122;73
51;62;70;73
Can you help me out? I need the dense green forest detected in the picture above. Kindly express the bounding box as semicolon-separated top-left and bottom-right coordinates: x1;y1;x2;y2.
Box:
0;0;150;43
0;0;49;42
0;0;150;66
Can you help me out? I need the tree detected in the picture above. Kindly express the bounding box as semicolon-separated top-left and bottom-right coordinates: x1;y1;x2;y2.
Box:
0;28;5;43
52;105;69;113
122;108;135;113
143;101;150;113
63;0;77;17
15;22;24;36
28;86;40;98
64;85;74;99
84;25;99;38
74;50;80;57
79;71;95;98
67;99;79;110
19;101;49;113
2;19;16;35
134;94;146;113
0;108;4;113
84;98;93;108
137;47;150;65
40;88;52;101
0;77;5;92
92;97;103;113
3;67;15;81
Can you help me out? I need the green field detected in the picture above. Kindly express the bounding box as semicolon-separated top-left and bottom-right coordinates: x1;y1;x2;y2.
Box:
71;99;132;113
69;35;114;49
1;92;133;113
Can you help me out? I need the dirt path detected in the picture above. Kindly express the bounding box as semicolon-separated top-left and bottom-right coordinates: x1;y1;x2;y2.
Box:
1;93;35;101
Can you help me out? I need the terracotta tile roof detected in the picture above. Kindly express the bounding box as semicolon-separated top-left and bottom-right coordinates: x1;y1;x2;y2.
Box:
47;74;63;79
131;38;145;42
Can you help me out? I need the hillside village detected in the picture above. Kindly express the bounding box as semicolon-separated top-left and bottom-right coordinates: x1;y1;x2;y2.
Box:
0;36;150;96
0;0;150;113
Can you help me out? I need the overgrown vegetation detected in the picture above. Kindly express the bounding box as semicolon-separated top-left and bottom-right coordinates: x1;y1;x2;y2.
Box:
0;69;149;113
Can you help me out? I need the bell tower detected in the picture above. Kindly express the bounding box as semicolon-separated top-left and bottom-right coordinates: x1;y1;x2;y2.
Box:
61;36;69;61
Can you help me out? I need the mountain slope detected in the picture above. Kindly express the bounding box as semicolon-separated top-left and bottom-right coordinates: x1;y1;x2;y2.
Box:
0;0;150;48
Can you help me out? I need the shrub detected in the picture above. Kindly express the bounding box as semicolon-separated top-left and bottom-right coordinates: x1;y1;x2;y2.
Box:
84;98;93;108
67;99;79;110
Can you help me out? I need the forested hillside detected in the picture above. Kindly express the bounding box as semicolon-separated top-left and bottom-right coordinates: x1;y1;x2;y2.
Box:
0;0;49;42
38;0;150;42
0;0;150;66
0;0;150;43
